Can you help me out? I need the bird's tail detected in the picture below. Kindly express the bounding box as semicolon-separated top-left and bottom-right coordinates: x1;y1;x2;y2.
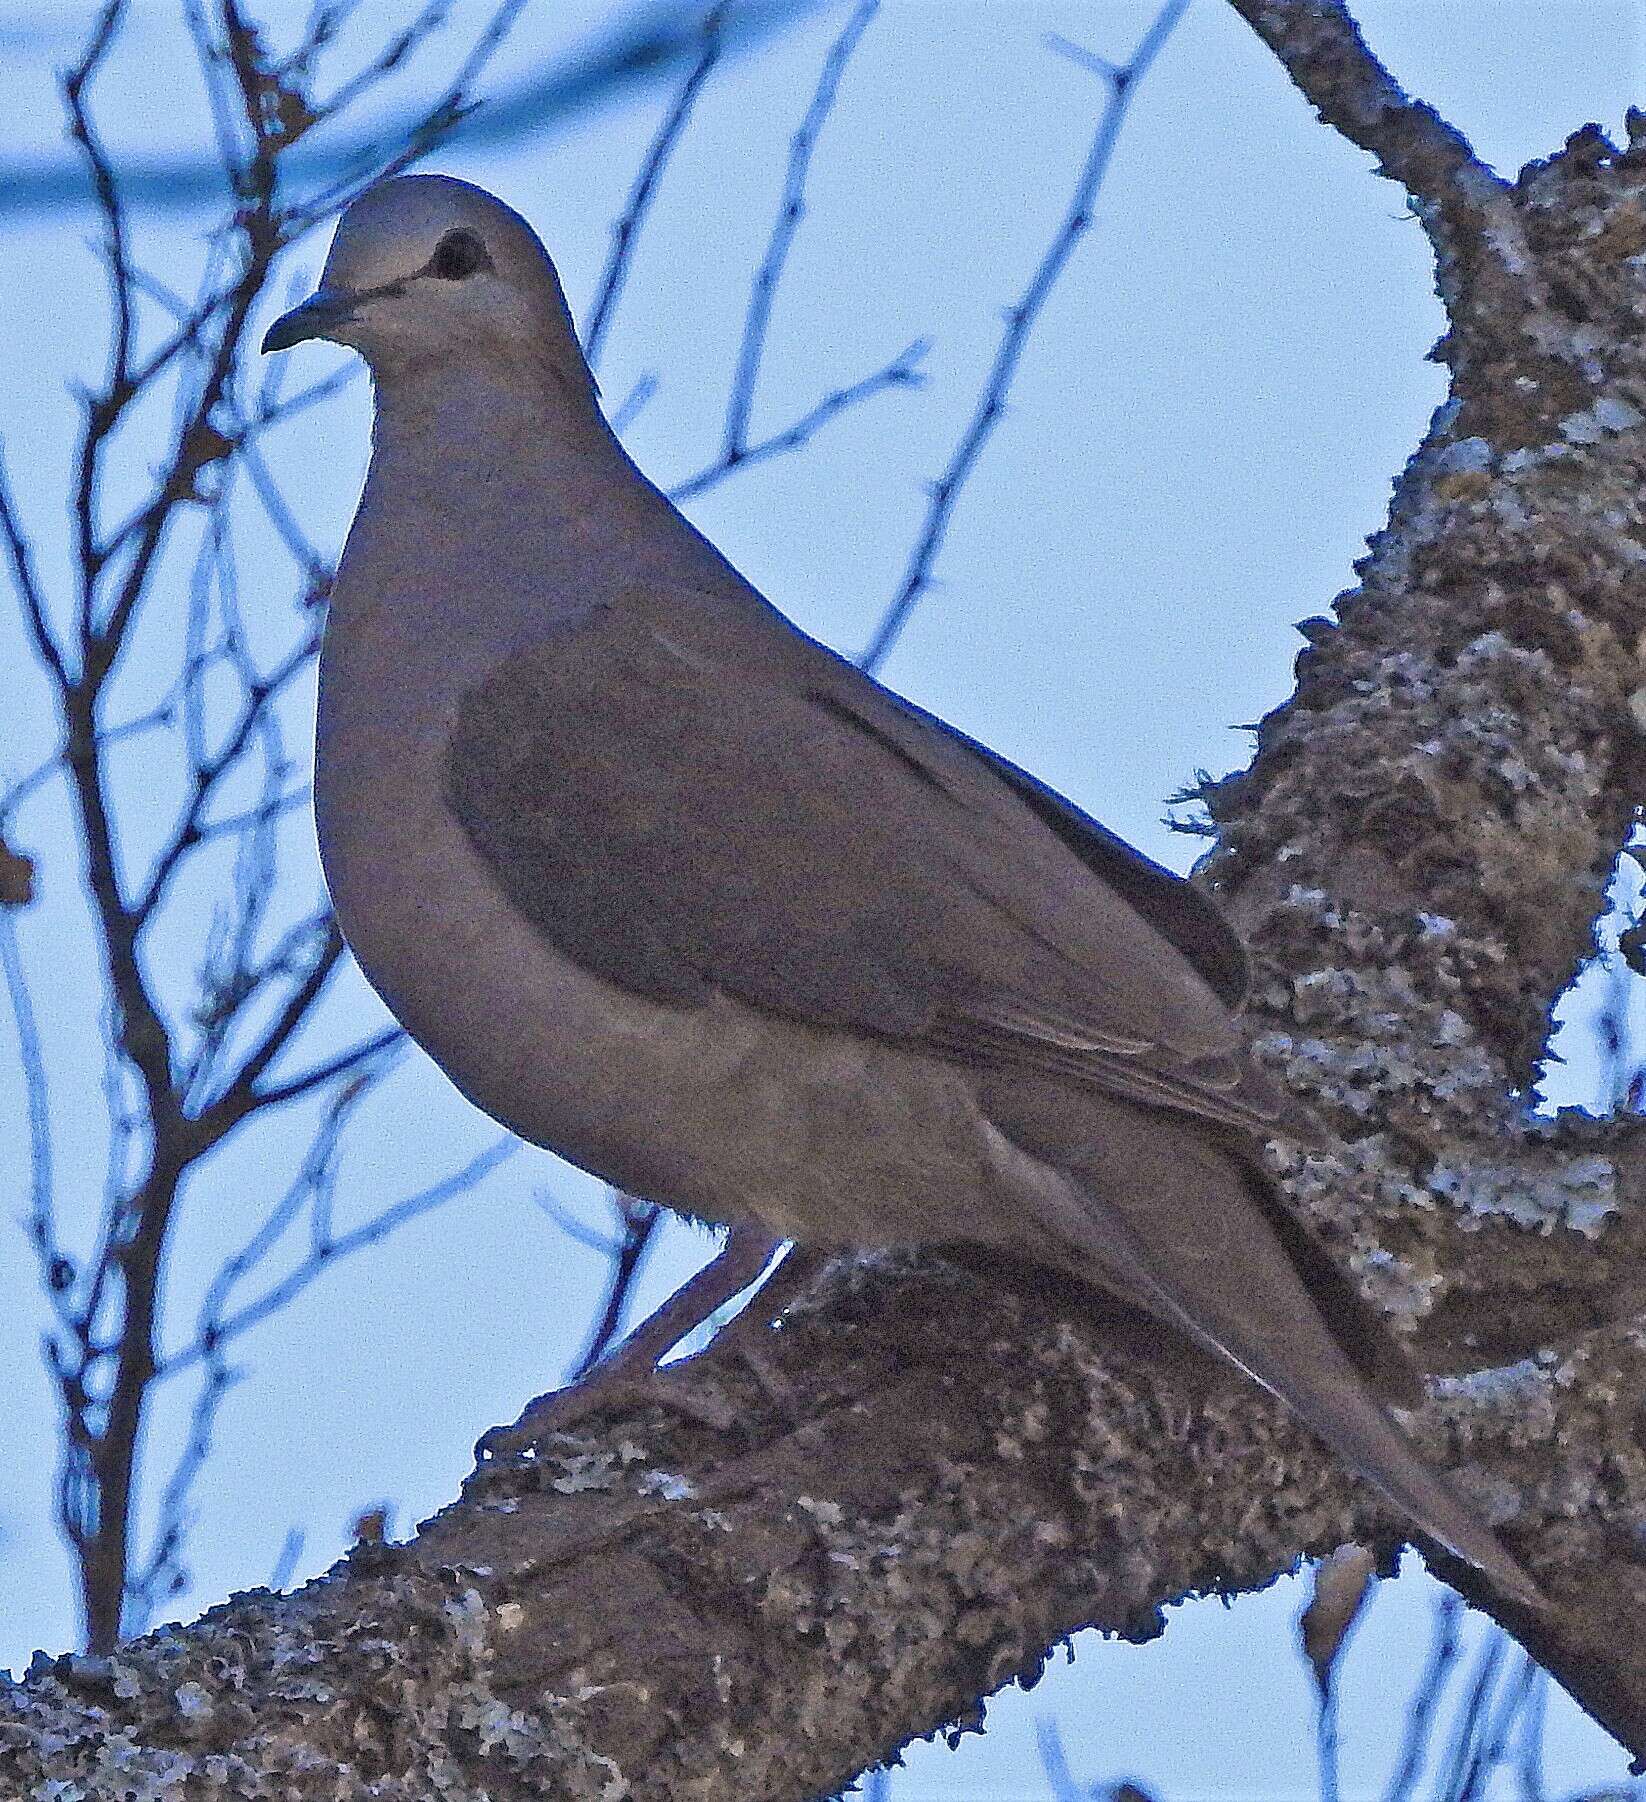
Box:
1011;1116;1548;1615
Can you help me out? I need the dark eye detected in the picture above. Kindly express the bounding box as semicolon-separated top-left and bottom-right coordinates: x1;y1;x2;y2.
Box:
428;229;490;281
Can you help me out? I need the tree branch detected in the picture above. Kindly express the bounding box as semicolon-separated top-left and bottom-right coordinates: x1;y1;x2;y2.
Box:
1188;0;1646;1755
719;0;879;462
667;339;927;502
581;1;731;368
0;1248;1633;1798
861;0;1189;673
1222;0;1553;337
13;0;1646;1787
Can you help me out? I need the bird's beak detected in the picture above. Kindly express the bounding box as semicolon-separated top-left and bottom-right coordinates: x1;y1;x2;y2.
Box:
262;287;357;353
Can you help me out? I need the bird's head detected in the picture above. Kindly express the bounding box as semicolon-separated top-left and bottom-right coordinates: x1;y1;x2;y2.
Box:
263;174;587;387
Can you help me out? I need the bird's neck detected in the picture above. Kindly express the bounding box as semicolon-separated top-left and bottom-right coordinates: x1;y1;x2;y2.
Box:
338;360;722;654
370;357;619;475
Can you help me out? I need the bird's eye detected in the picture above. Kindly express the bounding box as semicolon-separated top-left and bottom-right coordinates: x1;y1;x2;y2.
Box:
428;229;490;281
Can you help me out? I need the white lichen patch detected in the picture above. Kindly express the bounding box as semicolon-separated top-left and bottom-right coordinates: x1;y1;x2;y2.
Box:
1429;1360;1558;1492
1433;435;1494;475
171;1681;210;1723
636;1470;696;1501
1427;1154;1618;1236
1353;1244;1445;1325
547;1449;623;1495
1560;395;1645;444
1432;1355;1546;1407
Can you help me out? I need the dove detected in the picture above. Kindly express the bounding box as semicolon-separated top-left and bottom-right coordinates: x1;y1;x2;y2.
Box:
263;173;1544;1612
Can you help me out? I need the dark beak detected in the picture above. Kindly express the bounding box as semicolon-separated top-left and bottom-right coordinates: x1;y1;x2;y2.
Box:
261;287;356;353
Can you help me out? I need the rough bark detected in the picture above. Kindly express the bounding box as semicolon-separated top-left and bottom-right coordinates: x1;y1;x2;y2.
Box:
0;1258;1547;1802
8;2;1646;1794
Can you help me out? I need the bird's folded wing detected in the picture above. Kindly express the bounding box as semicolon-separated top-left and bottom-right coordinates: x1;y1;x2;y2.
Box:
445;585;1280;1139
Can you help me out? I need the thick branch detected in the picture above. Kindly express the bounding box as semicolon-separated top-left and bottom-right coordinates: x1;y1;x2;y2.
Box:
1223;0;1535;298
1190;14;1646;1754
2;1255;1612;1799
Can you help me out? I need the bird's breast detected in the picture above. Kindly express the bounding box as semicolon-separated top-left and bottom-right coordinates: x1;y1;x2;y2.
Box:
313;611;995;1245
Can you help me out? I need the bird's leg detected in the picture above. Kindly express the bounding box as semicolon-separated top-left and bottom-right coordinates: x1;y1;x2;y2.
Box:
476;1222;784;1458
688;1245;829;1415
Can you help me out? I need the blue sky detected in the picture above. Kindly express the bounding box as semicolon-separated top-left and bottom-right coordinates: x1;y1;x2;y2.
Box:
1;2;1643;1795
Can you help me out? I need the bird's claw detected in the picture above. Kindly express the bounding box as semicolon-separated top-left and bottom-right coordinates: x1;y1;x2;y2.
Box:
475;1365;739;1463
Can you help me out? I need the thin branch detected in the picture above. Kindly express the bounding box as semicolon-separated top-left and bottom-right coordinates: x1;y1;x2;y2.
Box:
572;1194;666;1377
1456;1646;1539;1801
245;1026;406;1114
199;922;347;1132
720;0;878;460
1436;1631;1507;1801
268;1527;305;1593
0;907;59;1306
313;0;451;121
0;448;70;685
609;372;660;437
63;0;136;648
1386;1593;1466;1802
859;0;1189;673
183;904;332;1105
196;784;313;847
2;2;813;218
583;2;731;368
133;625;319;923
668;338;928;501
534;1186;630;1258
1513;1662;1550;1802
125;1351;242;1631
189;1076;379;1367
287;0;533;224
1033;1716;1091;1802
160;1137;519;1379
11;0;543;1661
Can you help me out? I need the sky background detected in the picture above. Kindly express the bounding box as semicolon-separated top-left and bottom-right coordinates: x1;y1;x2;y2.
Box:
2;2;1644;1797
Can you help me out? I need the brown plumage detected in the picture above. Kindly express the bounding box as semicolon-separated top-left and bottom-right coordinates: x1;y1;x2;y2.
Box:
264;172;1545;1613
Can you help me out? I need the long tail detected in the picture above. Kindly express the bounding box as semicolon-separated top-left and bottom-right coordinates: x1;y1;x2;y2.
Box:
1005;1114;1548;1614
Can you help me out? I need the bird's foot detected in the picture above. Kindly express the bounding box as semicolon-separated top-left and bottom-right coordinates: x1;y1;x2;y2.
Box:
475;1222;787;1462
476;1356;738;1460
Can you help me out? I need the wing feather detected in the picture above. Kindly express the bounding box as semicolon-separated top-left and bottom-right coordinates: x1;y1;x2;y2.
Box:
445;586;1279;1139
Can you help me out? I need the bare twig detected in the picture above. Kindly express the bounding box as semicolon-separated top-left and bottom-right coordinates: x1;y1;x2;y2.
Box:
159;1137;519;1381
0;448;69;683
1458;1648;1539;1801
1387;1594;1466;1802
860;0;1189;673
573;1194;667;1378
720;0;878;459
268;1527;306;1592
1436;1631;1508;1800
0;1;813;217
0;909;58;1309
1034;1716;1092;1802
668;339;927;501
1513;1660;1551;1802
665;0;916;503
9;0;536;1654
583;2;732;368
